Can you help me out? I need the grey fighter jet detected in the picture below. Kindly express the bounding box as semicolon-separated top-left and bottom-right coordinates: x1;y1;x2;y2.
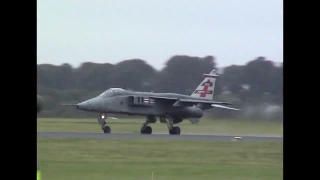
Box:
63;69;239;135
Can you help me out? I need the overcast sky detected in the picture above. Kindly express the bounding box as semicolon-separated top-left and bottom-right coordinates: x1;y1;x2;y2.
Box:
37;0;283;69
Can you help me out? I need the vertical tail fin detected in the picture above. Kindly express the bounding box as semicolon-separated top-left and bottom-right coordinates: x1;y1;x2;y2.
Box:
190;69;219;100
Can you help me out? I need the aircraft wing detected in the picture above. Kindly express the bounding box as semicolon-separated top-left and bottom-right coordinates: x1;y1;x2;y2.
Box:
143;96;178;106
147;96;177;100
175;99;239;110
144;96;239;110
211;104;240;111
145;96;229;105
178;99;232;105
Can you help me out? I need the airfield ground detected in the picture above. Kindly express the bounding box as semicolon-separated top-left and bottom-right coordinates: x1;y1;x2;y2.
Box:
37;118;283;180
37;138;282;180
37;118;283;136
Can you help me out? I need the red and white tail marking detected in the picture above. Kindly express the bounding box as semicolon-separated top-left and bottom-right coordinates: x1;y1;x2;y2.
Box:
191;69;219;100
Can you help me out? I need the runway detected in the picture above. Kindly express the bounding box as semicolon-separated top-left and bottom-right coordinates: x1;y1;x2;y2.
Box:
37;132;283;141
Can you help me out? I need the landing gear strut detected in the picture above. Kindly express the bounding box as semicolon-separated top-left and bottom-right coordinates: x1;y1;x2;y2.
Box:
140;115;156;134
139;115;181;135
98;113;111;134
167;116;181;135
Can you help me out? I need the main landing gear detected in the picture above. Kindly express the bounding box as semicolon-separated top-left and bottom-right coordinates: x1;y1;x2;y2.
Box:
140;115;155;134
98;113;111;134
139;115;181;135
97;113;181;135
166;116;181;135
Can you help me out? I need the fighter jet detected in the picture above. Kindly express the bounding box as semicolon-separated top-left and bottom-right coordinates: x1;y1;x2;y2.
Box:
63;69;239;135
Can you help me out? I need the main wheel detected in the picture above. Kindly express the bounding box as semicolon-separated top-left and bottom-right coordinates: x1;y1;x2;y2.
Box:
169;126;181;135
140;126;152;134
103;126;111;134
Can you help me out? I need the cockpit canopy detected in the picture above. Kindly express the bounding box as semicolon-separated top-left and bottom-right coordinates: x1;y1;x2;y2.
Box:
98;88;128;98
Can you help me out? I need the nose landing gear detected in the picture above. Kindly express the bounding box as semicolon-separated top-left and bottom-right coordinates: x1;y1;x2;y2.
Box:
98;113;111;134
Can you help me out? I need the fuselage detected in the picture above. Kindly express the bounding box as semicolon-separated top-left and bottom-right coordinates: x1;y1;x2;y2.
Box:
76;89;210;118
116;91;212;101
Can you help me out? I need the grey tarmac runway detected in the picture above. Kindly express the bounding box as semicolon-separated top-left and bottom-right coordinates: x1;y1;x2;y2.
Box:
37;132;283;141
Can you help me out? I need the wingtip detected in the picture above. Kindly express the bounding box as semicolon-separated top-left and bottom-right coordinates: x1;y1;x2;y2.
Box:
211;104;241;111
229;107;241;111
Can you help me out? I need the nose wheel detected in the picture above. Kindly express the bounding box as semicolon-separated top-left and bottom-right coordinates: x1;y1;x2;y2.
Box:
102;125;111;133
98;113;111;134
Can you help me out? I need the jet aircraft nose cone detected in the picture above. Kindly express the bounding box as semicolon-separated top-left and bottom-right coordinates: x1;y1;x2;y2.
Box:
76;101;91;110
76;97;103;112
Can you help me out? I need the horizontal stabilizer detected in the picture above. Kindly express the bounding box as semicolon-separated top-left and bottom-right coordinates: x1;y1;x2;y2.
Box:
188;118;200;124
211;104;240;111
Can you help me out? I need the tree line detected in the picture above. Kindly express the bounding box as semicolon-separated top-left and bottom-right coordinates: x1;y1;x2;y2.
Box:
37;55;283;120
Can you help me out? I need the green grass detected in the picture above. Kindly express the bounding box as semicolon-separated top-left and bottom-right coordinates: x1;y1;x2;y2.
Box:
37;118;283;136
37;138;283;180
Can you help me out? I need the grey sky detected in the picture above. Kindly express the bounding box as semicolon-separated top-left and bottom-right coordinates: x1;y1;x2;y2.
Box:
37;0;283;70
